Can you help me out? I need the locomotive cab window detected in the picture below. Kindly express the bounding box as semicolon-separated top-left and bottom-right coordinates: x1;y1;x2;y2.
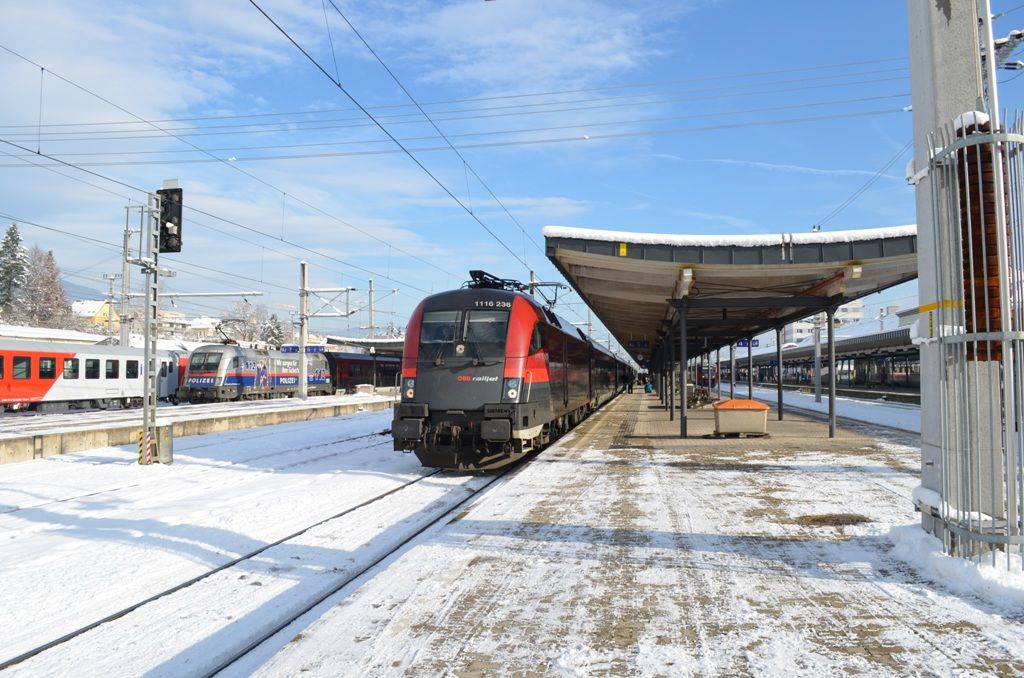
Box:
13;356;30;380
39;357;56;379
466;311;509;358
106;360;119;379
63;358;79;379
160;362;167;378
420;310;460;345
86;359;100;379
190;352;222;371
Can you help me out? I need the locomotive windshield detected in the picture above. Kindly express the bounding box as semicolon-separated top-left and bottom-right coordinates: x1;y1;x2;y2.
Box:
464;310;508;353
420;311;460;345
189;352;222;371
418;309;510;360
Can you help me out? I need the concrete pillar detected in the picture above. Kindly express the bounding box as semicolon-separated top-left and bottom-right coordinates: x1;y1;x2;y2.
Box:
907;0;985;537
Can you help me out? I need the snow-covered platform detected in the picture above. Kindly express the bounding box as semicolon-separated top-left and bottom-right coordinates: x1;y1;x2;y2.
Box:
2;393;1021;675
258;391;1024;676
0;394;395;464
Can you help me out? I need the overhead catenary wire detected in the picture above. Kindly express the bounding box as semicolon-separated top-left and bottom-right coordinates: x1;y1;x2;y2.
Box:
1;92;911;160
249;0;532;271
0;107;909;168
0;72;911;143
814;140;913;228
326;0;542;260
0;136;432;294
0;42;456;285
0;58;910;132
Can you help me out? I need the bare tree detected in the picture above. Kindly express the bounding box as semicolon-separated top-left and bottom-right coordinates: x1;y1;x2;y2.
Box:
15;246;77;329
222;301;269;342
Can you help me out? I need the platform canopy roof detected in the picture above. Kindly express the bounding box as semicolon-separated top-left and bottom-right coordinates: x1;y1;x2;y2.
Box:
543;225;918;365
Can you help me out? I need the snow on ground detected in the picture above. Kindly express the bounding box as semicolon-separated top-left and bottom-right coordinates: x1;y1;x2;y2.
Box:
248;397;1020;676
739;384;921;432
1;393;1021;676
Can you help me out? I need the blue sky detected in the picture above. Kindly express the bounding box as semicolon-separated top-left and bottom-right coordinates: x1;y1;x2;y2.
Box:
2;1;1023;345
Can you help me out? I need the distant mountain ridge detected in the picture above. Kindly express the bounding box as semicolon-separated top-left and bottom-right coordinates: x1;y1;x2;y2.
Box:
62;279;105;301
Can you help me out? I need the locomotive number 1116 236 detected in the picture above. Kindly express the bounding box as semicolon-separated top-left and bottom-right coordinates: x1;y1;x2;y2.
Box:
473;300;512;308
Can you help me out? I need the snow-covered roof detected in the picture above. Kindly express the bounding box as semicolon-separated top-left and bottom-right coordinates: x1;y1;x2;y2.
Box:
542;224;917;248
71;300;107;317
188;316;220;330
0;323;108;344
545;224;919;361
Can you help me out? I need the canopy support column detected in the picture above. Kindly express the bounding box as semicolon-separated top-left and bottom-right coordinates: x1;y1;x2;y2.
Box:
716;348;721;401
729;343;735;399
679;304;688;438
668;323;675;421
827;306;837;438
746;340;753;399
776;326;784;420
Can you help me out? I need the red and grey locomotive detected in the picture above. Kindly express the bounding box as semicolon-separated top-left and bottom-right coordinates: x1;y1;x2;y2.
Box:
392;271;631;470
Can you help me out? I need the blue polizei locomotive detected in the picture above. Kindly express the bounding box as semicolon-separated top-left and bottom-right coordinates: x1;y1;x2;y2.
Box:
177;344;332;403
392;271;632;471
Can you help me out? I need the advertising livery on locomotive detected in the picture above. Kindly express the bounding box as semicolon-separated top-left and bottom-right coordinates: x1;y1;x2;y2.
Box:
177;344;401;403
392;271;632;470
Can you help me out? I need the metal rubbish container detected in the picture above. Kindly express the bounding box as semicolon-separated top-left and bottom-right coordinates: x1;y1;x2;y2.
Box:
713;399;769;435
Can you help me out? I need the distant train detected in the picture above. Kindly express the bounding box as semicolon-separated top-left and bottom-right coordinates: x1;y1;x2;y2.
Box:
0;339;186;413
392;271;632;470
177;344;400;403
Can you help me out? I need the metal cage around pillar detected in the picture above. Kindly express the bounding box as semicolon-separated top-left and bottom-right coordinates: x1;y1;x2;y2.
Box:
927;112;1024;566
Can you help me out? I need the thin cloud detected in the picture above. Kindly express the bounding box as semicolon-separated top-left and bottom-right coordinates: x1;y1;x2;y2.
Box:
700;157;903;180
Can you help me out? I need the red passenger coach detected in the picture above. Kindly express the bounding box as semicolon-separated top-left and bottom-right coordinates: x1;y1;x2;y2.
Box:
392;271;631;470
0;340;185;413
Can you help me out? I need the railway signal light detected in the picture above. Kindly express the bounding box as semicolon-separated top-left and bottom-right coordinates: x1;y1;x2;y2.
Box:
155;187;183;253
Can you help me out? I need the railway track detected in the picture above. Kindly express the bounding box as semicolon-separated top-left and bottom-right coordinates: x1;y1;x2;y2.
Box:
0;428;391;517
0;454;519;675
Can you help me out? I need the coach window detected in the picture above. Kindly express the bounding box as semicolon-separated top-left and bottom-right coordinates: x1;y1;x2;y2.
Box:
86;358;100;379
126;360;139;379
64;358;79;379
13;356;31;379
0;355;4;379
12;356;29;379
106;359;119;379
39;357;57;379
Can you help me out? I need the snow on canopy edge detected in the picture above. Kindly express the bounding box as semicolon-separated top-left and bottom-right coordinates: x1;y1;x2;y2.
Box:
542;224;917;248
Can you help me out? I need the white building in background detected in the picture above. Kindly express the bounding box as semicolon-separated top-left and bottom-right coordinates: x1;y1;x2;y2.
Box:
781;299;866;345
187;316;221;340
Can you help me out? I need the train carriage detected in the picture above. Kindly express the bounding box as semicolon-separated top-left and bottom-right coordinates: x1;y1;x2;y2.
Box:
392;271;631;470
0;340;185;413
324;351;401;393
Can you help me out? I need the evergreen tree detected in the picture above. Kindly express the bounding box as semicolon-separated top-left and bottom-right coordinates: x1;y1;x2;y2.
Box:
16;246;75;328
0;224;29;319
260;313;286;347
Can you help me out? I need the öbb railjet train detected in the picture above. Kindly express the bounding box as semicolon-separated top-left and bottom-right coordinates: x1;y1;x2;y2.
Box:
392;271;632;470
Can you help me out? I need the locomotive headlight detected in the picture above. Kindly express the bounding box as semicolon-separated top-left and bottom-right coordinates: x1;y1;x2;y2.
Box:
502;378;521;402
403;378;415;400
